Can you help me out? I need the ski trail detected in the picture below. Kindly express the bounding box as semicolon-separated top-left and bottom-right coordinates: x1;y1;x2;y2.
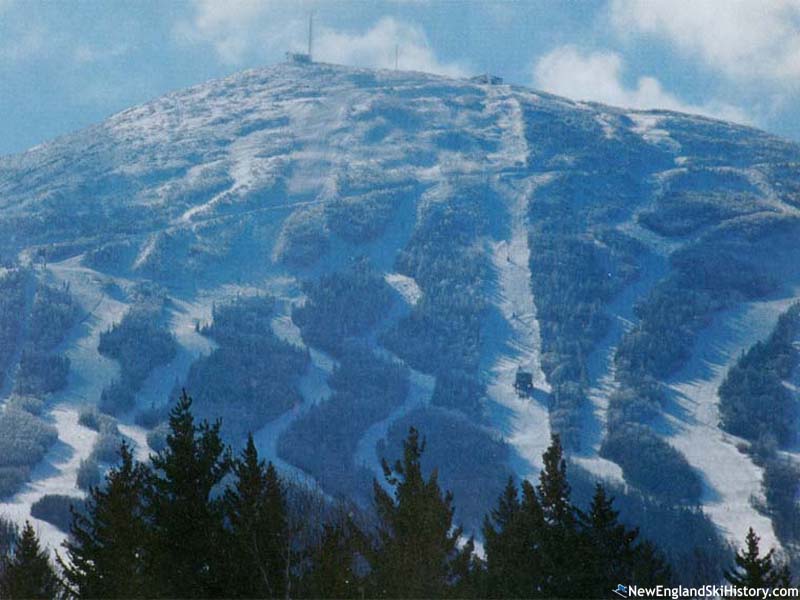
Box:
128;296;217;411
0;408;98;553
573;250;668;484
485;175;552;480
662;296;800;553
252;304;334;491
0;257;126;553
354;355;435;489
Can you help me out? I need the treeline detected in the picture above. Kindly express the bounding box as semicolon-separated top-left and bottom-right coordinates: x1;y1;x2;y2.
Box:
284;252;508;518
278;342;409;500
0;397;58;497
616;243;775;381
282;259;405;500
15;281;79;396
0;268;28;387
292;258;394;356
382;185;491;419
527;173;643;449
602;236;778;506
1;393;791;599
719;303;800;446
77;406;127;491
638;190;762;238
718;304;800;547
98;290;177;416
182;294;309;441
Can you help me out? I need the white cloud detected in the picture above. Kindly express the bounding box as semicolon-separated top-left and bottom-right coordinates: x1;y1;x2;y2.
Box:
73;43;129;65
0;26;49;63
610;0;800;84
175;1;465;76
173;0;300;64
532;45;750;123
314;17;467;77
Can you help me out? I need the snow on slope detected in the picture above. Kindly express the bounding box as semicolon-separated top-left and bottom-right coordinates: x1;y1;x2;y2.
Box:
355;364;435;489
0;257;126;551
574;250;668;485
384;273;422;306
485;175;552;479
661;295;800;553
0;408;97;553
2;61;800;553
252;302;334;491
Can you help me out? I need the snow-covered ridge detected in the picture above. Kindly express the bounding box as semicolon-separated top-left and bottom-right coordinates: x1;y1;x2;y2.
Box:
1;61;800;556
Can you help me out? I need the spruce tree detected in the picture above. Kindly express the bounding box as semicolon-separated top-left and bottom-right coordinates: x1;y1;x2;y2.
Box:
302;518;364;599
146;390;230;598
576;484;670;594
482;478;521;598
725;527;787;589
59;441;150;598
223;434;288;599
0;521;58;599
538;434;572;528
370;427;472;598
577;484;638;592
483;478;547;598
536;434;581;597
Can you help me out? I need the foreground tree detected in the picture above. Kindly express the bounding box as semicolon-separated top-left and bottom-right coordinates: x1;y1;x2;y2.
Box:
370;427;474;598
0;521;58;599
146;390;231;598
483;435;670;598
482;478;547;598
725;527;792;589
59;442;150;598
578;484;670;593
300;515;366;599
223;434;288;598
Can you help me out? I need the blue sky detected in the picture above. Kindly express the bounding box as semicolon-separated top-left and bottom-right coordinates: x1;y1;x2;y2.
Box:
1;0;798;156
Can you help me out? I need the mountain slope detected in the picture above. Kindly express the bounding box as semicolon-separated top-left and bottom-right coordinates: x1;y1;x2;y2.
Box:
1;61;800;564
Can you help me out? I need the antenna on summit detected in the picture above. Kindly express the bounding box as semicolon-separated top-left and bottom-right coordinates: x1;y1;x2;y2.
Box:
286;11;314;64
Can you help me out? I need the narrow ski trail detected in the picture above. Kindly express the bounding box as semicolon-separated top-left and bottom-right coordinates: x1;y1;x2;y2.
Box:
661;296;800;553
485;175;552;479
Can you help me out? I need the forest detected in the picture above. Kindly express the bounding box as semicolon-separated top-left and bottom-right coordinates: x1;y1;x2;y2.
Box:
1;391;791;599
717;304;800;549
97;288;177;416
183;294;309;441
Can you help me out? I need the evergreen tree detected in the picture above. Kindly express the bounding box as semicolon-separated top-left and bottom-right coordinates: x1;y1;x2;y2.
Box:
301;517;365;599
370;427;472;598
538;434;572;528
537;434;580;597
631;540;673;588
223;434;288;599
146;390;231;598
577;484;638;592
482;478;546;598
59;441;150;598
577;484;670;594
725;527;787;589
0;521;58;599
482;478;520;598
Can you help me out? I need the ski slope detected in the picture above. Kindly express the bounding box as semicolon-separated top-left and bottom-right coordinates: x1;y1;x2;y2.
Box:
0;258;127;552
485;176;552;479
661;295;800;553
1;61;799;556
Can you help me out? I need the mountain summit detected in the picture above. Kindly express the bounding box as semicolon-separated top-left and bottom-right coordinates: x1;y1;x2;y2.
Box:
1;62;799;565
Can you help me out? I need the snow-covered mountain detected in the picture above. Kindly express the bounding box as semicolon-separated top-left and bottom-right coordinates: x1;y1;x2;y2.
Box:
1;61;800;566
